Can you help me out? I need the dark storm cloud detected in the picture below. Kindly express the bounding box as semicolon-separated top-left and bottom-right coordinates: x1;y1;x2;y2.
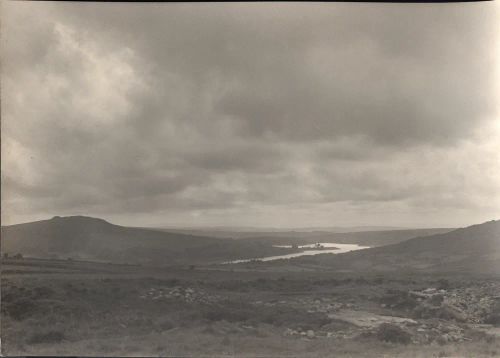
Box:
1;2;499;227
52;2;497;146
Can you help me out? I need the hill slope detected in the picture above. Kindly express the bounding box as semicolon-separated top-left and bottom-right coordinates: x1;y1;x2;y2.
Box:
289;220;500;274
156;226;411;239
0;216;298;265
240;228;454;247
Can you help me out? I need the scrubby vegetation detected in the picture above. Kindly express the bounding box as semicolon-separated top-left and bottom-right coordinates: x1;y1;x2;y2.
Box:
375;323;412;344
2;258;500;357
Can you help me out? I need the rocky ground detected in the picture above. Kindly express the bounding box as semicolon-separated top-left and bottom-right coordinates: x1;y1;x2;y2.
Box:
134;277;500;348
2;259;500;357
139;286;222;304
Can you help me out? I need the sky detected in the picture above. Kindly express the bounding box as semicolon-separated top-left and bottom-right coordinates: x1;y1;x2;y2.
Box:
1;2;499;229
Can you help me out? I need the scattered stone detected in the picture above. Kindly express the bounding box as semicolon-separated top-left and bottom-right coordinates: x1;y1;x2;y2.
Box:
139;286;221;304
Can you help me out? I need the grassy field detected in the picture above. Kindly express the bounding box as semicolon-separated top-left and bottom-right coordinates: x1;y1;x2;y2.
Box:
2;257;500;357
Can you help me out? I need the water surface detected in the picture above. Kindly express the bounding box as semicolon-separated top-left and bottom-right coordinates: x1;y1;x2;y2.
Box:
226;242;370;264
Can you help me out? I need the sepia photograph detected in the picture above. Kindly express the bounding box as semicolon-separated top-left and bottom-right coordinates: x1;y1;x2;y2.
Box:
1;1;499;357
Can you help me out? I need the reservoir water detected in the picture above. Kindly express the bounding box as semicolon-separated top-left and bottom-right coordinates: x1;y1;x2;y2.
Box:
226;242;370;264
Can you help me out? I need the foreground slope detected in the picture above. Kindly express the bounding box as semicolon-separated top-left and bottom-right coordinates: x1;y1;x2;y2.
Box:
289;220;500;273
0;216;296;265
3;257;500;357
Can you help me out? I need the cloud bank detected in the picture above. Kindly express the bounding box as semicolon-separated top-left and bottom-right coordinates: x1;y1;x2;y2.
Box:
2;2;499;228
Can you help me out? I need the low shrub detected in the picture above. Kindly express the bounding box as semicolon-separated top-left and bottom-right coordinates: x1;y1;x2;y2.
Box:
4;298;37;321
436;279;451;290
485;314;500;326
203;306;252;323
154;317;175;331
27;330;66;344
485;302;500;326
380;290;418;311
375;323;412;344
31;286;55;299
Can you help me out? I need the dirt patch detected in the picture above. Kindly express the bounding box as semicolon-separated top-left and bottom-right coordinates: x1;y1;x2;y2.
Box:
328;309;418;328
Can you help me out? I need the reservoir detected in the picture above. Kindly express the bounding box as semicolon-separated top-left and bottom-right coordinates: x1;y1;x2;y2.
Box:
226;242;370;264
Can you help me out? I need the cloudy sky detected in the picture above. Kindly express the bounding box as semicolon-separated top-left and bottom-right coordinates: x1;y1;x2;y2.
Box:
2;2;499;228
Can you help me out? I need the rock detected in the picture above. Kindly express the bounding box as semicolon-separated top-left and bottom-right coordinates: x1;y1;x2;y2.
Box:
307;330;315;338
429;294;445;305
410;291;429;299
440;304;468;322
284;328;294;336
439;333;451;343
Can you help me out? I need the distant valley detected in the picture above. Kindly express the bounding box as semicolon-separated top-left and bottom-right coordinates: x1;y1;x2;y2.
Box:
268;220;500;274
1;216;496;274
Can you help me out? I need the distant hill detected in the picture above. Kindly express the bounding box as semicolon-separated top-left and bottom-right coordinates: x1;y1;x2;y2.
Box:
0;216;299;265
289;220;500;274
240;228;454;247
157;228;453;246
157;225;409;238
